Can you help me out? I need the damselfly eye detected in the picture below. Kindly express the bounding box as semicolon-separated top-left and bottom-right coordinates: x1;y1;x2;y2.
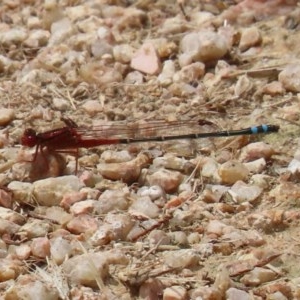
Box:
21;128;37;147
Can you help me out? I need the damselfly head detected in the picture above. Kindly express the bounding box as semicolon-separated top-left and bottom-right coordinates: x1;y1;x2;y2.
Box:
21;128;37;147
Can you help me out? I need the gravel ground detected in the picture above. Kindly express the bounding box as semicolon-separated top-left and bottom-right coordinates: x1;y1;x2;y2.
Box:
1;0;300;299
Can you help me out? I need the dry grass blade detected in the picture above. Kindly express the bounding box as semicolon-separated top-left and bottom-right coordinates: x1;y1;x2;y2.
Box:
35;257;70;300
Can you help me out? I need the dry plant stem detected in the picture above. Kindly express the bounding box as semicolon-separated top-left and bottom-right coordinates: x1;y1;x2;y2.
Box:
129;212;173;242
27;211;60;224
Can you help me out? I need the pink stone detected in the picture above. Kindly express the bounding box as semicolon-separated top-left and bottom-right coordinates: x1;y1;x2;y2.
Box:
130;42;161;75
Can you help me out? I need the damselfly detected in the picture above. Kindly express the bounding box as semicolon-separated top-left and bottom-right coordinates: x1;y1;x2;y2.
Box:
21;118;279;172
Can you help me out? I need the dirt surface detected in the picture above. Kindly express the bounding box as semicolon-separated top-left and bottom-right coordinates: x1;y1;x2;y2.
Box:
1;0;300;299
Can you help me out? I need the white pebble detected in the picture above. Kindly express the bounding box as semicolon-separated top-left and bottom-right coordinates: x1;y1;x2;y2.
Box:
190;11;214;26
226;287;251;300
82;100;103;116
49;18;74;46
52;97;70;111
179;30;228;65
228;181;263;204
279;64;300;92
62;250;128;287
244;158;266;173
0;28;28;46
50;236;72;265
206;220;228;237
4;276;59;299
24;29;50;48
129;196;160;218
163;249;199;268
100;150;132;163
33;176;84;206
158;16;189;35
137;185;165;200
157;60;175;86
7;181;33;205
113;44;135;63
95;189;130;214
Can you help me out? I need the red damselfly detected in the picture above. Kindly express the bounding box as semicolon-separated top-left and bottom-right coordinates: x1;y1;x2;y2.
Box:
21;118;279;173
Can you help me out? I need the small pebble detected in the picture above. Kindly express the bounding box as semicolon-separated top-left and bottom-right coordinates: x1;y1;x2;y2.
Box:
113;44;135;63
19;219;51;239
158;16;189;35
173;62;205;83
49;18;74;46
226;287;251;300
228;180;263;204
50;236;72;265
130;42;161;75
31;237;51;258
218;161;249;185
187;232;201;244
262;81;285;95
52;97;70;111
14;244;31;261
67;214;98;234
0;108;15;126
62;251;114;287
157;60;175;86
206;220;230;237
139;278;164;300
163;249;200;268
129;196;160;218
241;267;277;286
279;64;300;92
234;75;253;97
69;199;97;215
90;39;112;58
148;229;170;245
0;189;13;208
124;70;144;84
4;276;59;299
95;189;130;214
33;176;85;206
190;286;221;299
0;207;25;224
239;27;262;52
147;169;184;193
100;150;133;163
179;30;228;65
97;152;152;184
24;29;50;48
81;100;103;116
163;285;188;300
244;158;266;173
190;11;214;27
137;185;165;201
168;231;188;246
240;142;276;162
0;28;28;46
